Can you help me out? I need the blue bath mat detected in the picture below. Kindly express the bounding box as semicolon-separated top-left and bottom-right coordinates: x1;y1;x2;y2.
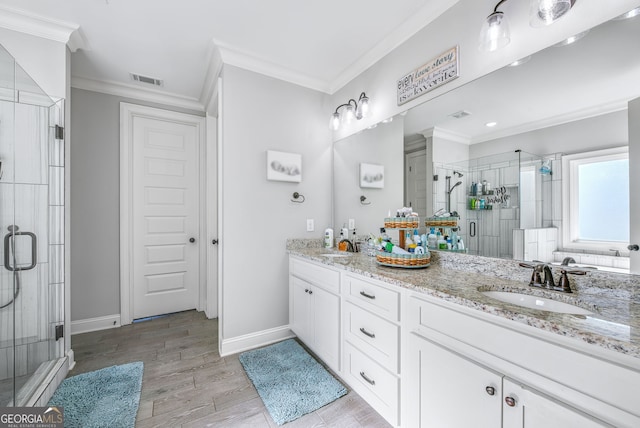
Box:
48;362;143;428
239;339;347;425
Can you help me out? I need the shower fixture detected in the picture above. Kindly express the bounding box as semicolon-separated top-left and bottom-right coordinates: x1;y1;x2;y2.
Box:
445;176;464;213
453;170;464;178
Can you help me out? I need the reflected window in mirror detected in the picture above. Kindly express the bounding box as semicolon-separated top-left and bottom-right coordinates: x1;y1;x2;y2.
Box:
562;147;629;253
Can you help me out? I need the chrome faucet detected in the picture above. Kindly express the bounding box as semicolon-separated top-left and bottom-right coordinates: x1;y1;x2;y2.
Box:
561;257;576;266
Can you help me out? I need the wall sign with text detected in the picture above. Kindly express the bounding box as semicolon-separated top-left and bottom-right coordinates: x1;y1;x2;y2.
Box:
397;46;459;106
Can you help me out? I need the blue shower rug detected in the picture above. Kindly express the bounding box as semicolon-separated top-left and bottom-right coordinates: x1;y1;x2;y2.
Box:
239;339;347;425
48;361;143;428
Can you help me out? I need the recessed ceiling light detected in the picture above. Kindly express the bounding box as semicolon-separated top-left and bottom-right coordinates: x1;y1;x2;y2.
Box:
509;56;531;67
613;7;640;20
381;117;394;124
554;30;589;47
485;122;497;127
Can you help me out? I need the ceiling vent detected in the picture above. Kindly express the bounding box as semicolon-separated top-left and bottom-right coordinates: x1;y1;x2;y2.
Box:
449;110;472;119
130;73;163;87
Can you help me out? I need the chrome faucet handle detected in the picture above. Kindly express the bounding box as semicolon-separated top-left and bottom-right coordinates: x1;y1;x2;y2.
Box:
557;269;587;293
542;265;555;289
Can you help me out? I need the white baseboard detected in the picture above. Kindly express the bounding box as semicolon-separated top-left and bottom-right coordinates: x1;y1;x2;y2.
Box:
219;325;294;357
71;314;121;335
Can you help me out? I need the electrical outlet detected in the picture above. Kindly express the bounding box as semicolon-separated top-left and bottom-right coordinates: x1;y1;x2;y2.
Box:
306;219;314;232
348;218;355;230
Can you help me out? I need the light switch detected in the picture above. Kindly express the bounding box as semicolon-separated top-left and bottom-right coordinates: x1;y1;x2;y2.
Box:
306;219;314;232
348;218;355;229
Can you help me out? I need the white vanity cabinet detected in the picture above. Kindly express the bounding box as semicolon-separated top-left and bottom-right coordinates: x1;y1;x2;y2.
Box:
341;273;402;426
405;293;639;428
406;334;609;427
289;257;341;372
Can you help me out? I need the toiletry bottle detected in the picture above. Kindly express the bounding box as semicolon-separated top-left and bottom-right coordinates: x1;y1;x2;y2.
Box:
451;227;458;250
338;230;347;251
413;230;421;246
324;228;334;248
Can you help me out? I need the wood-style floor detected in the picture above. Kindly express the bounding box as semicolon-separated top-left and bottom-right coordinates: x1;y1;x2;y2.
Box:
70;310;391;427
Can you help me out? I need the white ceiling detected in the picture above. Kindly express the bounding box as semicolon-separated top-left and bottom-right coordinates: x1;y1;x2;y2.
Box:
0;0;458;104
403;11;640;143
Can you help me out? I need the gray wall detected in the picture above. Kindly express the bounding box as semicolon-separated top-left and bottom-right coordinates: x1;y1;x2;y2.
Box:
69;88;203;321
220;65;332;340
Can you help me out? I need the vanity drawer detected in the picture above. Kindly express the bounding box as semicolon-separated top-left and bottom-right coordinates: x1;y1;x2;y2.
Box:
343;341;399;426
290;257;340;293
344;301;399;374
343;274;400;322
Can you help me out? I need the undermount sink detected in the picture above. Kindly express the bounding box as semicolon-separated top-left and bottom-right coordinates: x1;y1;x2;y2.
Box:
320;253;352;258
481;291;592;315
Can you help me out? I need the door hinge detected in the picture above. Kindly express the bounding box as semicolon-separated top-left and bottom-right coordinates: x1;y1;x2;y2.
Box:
55;125;64;140
55;325;64;341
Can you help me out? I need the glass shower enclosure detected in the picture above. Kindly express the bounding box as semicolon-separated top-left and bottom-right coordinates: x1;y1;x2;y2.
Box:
0;44;65;405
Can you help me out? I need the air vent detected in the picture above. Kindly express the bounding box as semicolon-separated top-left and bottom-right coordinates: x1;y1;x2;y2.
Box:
449;110;472;119
130;73;163;87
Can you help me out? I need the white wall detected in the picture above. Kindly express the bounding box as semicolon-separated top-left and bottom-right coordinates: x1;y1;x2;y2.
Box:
469;110;628;159
220;65;331;346
328;0;639;142
334;118;404;237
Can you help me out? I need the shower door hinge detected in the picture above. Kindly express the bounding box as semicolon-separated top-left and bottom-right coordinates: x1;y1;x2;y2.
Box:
55;125;64;140
55;325;64;341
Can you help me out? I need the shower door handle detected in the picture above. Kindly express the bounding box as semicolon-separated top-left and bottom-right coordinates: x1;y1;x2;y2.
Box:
4;231;37;272
470;222;476;237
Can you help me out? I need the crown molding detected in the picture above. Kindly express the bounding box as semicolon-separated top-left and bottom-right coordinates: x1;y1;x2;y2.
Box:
0;5;86;52
469;99;630;144
200;42;224;112
71;76;205;112
420;126;471;144
328;0;460;93
215;41;331;93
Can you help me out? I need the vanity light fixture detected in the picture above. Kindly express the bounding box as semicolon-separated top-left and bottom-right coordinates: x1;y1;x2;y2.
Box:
479;0;511;52
531;0;574;26
329;92;370;131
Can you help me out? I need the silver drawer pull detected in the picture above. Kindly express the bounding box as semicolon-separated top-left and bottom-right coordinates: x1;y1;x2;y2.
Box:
359;291;376;299
359;327;376;338
360;371;375;386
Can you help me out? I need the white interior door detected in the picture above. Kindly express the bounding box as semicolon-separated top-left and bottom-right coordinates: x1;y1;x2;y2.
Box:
405;150;427;218
130;111;201;319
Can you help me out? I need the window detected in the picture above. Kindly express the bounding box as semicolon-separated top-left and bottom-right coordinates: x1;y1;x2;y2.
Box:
562;147;629;251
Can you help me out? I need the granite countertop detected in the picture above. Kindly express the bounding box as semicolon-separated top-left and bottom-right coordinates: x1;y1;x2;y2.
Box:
288;244;640;361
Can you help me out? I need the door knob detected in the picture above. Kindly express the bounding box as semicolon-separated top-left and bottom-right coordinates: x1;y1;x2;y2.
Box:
212;239;218;245
628;244;639;251
189;238;196;243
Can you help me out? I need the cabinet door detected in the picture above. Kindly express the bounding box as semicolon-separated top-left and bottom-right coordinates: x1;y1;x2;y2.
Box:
503;378;611;428
311;285;340;370
406;334;502;428
290;276;312;344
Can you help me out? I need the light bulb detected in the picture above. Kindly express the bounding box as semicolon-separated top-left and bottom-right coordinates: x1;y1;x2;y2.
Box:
479;12;510;52
329;112;340;131
534;0;571;25
341;104;355;127
356;95;370;119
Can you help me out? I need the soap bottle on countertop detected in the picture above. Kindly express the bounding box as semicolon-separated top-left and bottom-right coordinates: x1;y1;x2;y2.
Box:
338;229;347;251
427;228;437;249
451;227;459;250
324;227;334;248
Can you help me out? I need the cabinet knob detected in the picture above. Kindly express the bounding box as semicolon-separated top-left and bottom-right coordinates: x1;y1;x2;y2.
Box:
505;396;517;407
308;290;313;295
212;239;219;245
189;237;196;243
485;386;496;396
305;289;309;293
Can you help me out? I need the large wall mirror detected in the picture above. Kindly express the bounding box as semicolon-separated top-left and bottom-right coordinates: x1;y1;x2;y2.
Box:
333;10;640;273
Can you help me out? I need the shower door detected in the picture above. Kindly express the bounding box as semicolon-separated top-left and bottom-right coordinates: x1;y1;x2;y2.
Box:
0;44;65;406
